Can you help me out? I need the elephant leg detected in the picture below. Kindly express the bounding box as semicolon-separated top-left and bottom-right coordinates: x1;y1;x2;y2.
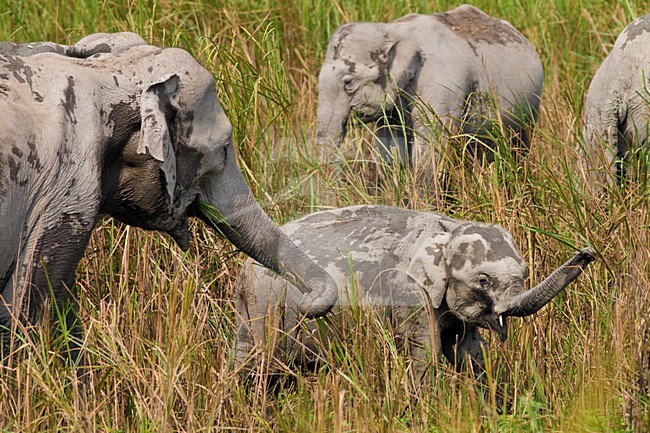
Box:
439;316;486;379
614;126;630;183
395;306;438;384
616;96;650;183
455;326;487;380
61;296;85;372
461;90;538;165
408;104;461;197
499;114;528;163
440;327;461;369
582;99;623;190
375;118;410;167
0;274;83;370
459;90;492;163
374;99;416;168
496;93;541;161
233;276;301;381
0;278;17;361
33;279;85;373
232;295;279;378
407;327;431;383
232;313;256;376
460;115;492;164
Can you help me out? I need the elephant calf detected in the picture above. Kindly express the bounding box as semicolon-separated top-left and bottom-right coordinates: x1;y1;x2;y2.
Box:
582;13;650;185
234;205;595;380
0;33;338;355
316;4;544;169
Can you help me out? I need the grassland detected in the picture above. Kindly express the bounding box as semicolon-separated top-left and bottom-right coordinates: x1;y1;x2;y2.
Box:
0;0;649;431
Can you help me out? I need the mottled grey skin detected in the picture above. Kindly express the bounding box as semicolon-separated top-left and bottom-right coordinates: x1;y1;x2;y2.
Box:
317;4;544;168
582;14;650;184
0;32;145;58
235;205;595;380
0;33;338;351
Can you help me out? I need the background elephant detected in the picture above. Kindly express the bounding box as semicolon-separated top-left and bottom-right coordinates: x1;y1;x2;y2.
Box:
0;33;338;354
316;4;544;169
234;205;595;380
582;14;650;185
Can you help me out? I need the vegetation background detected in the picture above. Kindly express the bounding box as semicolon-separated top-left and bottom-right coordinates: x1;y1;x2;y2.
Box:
0;0;648;431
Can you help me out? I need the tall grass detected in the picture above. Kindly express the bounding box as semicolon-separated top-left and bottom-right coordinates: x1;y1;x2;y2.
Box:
1;0;648;431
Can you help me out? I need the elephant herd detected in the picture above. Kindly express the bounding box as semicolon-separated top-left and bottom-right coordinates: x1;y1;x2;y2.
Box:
1;4;647;382
316;5;650;184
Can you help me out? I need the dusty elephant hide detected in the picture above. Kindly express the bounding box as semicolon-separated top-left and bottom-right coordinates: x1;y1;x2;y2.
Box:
316;4;544;170
582;13;650;186
0;32;338;358
234;205;595;381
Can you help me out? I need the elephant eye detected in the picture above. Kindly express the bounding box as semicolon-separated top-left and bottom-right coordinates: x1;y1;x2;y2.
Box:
477;274;491;289
342;76;357;93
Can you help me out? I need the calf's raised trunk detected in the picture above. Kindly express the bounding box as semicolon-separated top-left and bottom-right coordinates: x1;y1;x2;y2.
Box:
499;248;596;317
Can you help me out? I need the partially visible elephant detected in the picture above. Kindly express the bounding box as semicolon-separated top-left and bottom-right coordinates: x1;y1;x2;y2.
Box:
234;205;595;380
0;33;338;354
0;32;146;58
316;4;544;169
582;14;650;185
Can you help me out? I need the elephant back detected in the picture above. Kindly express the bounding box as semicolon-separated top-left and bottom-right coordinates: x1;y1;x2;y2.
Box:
240;205;461;308
431;4;530;48
281;205;454;261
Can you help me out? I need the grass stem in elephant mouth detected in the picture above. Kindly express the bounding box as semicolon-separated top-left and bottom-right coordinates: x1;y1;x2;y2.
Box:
195;199;231;237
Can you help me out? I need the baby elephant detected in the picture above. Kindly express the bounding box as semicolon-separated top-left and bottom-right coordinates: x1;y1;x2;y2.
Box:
582;13;650;184
234;205;595;380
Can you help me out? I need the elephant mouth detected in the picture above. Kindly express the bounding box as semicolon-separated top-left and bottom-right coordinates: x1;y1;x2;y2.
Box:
483;314;508;342
354;111;379;123
465;313;509;342
351;108;384;123
166;217;191;251
163;196;207;251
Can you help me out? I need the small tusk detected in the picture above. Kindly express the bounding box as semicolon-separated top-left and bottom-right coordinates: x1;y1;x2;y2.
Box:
499;315;504;327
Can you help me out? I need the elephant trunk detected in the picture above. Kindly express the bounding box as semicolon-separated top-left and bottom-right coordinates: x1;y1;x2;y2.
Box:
316;88;350;152
500;248;596;317
197;151;338;318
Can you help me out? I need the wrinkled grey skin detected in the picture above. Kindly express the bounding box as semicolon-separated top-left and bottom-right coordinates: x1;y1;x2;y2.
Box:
0;33;338;348
317;4;544;167
582;14;650;184
235;205;595;380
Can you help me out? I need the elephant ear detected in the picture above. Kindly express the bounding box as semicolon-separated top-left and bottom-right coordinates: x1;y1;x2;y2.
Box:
138;74;180;203
387;38;423;92
408;237;448;309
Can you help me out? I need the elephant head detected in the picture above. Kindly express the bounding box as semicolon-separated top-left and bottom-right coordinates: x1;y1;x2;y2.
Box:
0;34;337;322
316;22;423;149
96;43;338;318
413;223;595;341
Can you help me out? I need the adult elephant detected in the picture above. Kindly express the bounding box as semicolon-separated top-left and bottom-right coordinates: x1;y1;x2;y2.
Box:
316;5;544;169
582;14;650;186
0;33;338;353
